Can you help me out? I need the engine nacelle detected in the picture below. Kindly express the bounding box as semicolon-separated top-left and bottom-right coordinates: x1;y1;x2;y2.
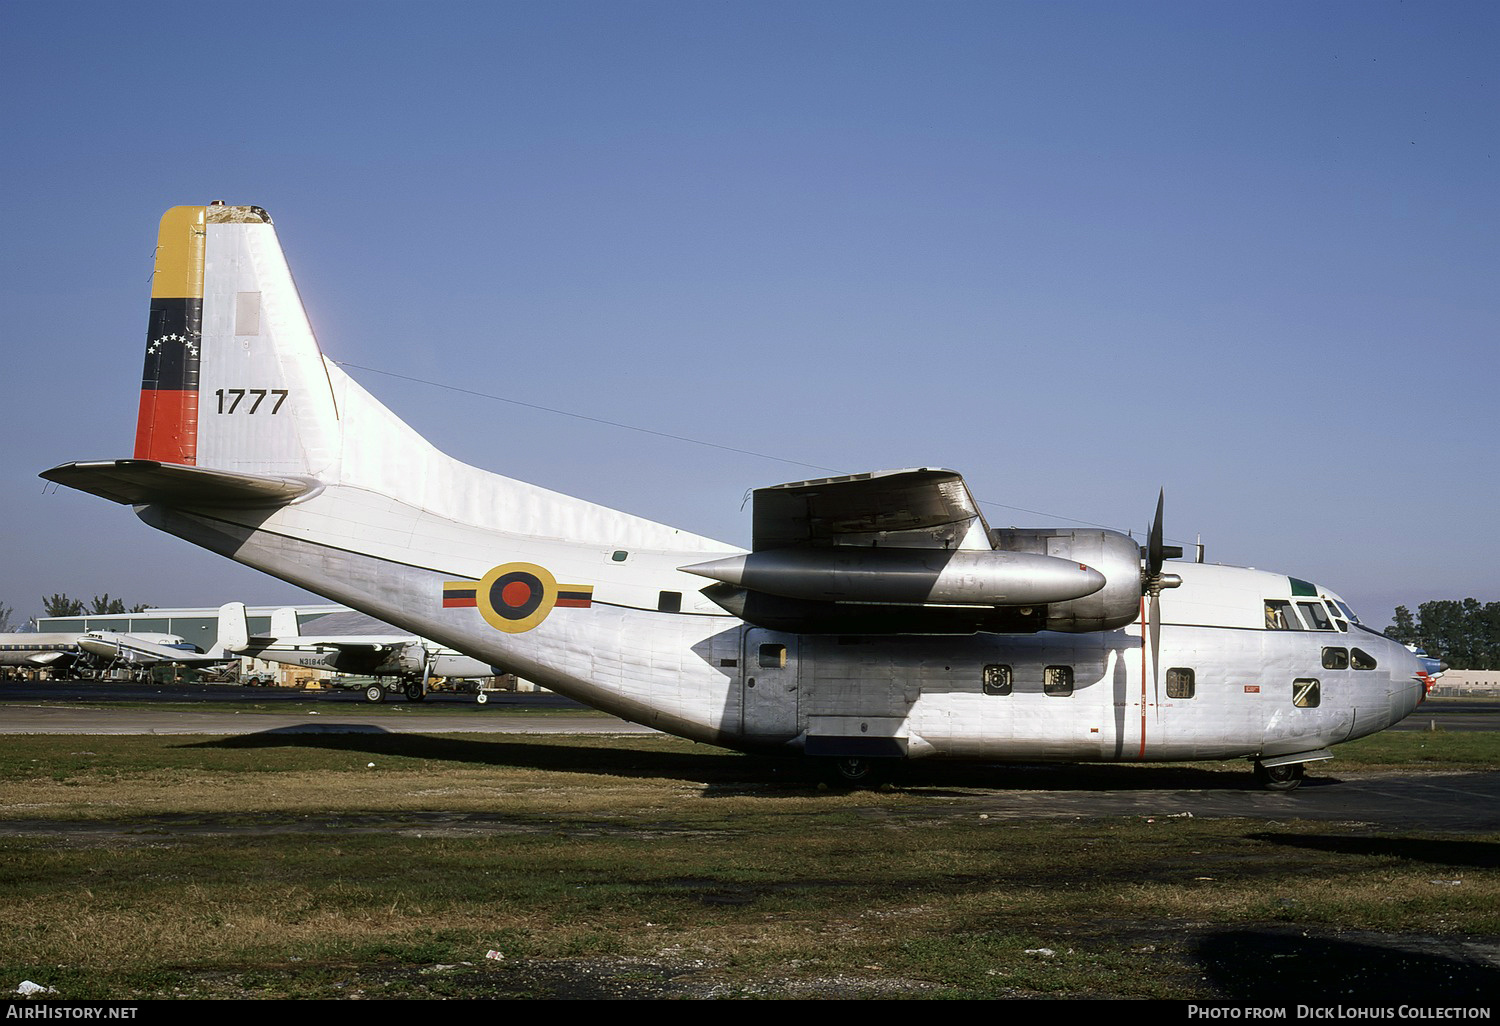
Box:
990;528;1142;632
394;643;429;676
683;547;1105;607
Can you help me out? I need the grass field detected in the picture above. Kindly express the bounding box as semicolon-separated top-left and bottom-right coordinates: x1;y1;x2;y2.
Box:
2;728;1496;1000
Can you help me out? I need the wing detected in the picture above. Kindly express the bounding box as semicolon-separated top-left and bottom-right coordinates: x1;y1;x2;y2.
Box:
751;468;991;551
684;468;1109;635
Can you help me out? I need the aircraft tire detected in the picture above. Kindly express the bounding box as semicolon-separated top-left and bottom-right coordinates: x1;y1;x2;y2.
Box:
825;756;883;788
476;692;488;704
364;684;385;704
1253;760;1304;791
403;681;426;702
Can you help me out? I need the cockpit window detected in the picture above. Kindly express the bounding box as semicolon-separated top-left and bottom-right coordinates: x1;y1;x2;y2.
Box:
1332;599;1360;624
1265;600;1303;630
1297;601;1335;631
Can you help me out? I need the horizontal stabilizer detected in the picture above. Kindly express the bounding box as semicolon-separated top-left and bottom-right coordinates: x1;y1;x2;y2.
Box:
40;460;320;508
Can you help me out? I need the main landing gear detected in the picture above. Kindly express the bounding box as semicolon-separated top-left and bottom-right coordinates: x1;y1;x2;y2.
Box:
822;756;888;788
1253;760;1305;792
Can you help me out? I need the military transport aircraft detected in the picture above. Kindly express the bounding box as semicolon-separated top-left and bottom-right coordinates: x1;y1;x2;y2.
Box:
217;602;499;702
41;203;1430;789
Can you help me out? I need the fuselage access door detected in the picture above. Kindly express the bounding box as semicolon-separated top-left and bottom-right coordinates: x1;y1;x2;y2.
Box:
741;628;801;745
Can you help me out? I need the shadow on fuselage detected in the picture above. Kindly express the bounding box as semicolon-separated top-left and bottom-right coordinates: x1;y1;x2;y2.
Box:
182;729;1269;793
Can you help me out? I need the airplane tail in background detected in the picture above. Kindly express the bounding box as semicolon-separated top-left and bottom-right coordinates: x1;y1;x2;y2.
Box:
215;601;303;654
271;607;300;637
216;601;251;654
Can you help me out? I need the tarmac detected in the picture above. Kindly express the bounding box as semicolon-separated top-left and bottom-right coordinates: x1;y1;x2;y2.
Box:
2;679;1497;833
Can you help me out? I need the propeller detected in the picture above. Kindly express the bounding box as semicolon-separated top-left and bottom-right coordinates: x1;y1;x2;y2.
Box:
1141;489;1183;702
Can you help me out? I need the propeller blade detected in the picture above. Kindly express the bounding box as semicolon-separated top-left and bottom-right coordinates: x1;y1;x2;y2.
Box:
1149;489;1165;577
1149;589;1162;705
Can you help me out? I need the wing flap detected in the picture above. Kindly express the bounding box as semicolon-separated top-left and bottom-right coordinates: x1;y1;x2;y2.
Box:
40;460;320;508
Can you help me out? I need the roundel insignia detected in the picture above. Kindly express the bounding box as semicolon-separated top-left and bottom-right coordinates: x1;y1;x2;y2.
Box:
477;562;558;634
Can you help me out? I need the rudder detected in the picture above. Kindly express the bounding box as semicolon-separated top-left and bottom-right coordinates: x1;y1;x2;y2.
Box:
135;205;207;464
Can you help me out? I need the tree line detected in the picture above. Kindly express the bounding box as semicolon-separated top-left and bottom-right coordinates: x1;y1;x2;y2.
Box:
1385;600;1500;670
0;595;153;632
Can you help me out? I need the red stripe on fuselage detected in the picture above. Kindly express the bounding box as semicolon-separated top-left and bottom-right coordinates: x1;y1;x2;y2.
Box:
134;389;198;464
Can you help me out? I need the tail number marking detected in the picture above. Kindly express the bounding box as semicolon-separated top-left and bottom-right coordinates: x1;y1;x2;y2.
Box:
215;389;289;414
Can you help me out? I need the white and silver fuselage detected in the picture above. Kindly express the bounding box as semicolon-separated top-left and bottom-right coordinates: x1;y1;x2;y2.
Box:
140;491;1424;764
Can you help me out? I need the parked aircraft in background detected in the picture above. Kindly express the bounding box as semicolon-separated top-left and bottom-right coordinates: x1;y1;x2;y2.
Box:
0;634;89;671
42;203;1429;788
75;630;231;671
217;602;500;702
1;630;227;676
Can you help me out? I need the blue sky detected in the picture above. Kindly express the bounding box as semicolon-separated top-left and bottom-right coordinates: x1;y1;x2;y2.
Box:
2;0;1495;627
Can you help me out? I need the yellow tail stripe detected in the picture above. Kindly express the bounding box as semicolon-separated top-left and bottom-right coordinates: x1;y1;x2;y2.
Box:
150;206;206;300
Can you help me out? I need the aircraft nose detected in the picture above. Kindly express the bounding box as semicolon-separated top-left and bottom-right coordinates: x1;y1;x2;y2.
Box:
1394;644;1430;719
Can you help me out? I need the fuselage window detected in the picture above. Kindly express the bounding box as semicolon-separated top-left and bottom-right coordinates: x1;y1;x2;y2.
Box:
758;644;786;669
1043;665;1074;697
982;664;1013;696
1166;667;1195;699
1351;648;1378;670
1322;647;1349;670
1265;600;1303;630
1297;601;1335;631
1293;678;1320;708
658;591;682;613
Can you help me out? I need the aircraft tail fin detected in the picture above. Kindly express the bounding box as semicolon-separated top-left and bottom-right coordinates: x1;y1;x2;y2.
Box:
52;203;728;553
217;602;250;654
270;607;301;638
134;204;343;480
